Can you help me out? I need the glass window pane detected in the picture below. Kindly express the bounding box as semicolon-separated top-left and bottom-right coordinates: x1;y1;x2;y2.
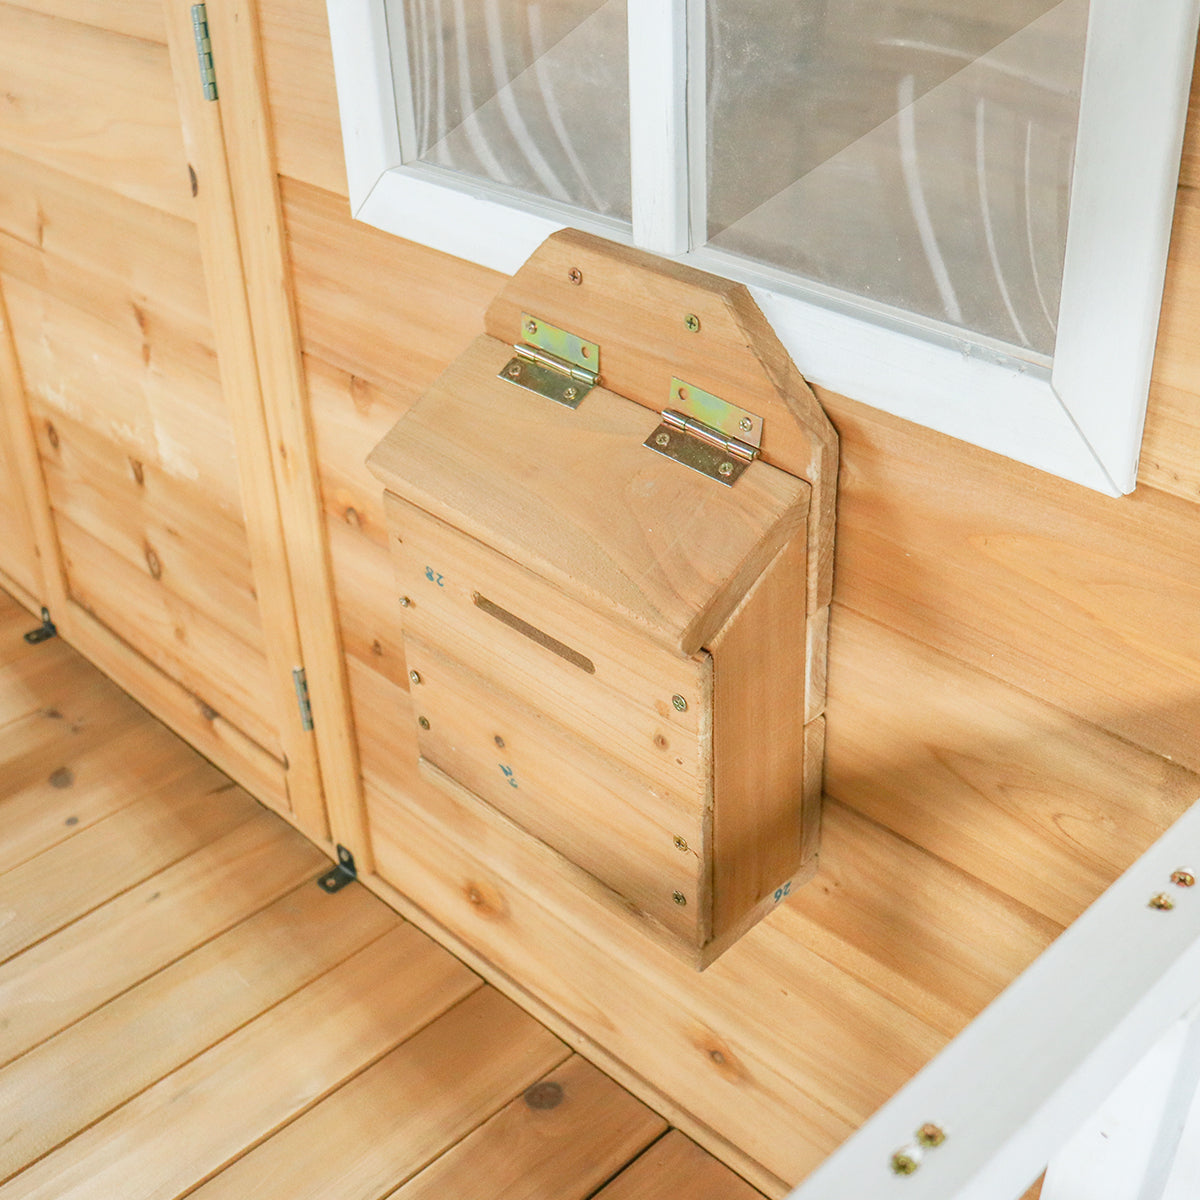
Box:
704;0;1089;356
389;0;631;223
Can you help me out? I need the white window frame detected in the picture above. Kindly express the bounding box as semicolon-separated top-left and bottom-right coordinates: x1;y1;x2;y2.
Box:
327;0;1199;496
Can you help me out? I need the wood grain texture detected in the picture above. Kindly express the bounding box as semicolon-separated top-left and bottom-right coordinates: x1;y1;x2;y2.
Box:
0;811;326;1067
389;1055;667;1200
368;337;810;655
595;1130;767;1200
258;0;347;196
0;5;190;218
0;0;165;42
188;987;571;1200
0;881;397;1181
0;924;479;1200
824;388;1200;776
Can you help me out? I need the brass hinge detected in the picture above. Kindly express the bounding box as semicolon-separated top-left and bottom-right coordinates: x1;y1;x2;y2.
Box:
191;4;218;101
498;313;599;408
645;379;763;486
292;666;314;732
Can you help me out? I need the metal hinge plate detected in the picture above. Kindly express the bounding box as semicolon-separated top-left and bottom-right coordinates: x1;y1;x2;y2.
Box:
23;607;57;645
191;4;218;101
292;666;314;732
318;844;357;893
499;313;599;409
644;379;763;485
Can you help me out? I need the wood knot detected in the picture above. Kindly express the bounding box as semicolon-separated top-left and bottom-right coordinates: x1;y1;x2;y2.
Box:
344;506;361;528
48;767;74;789
145;545;163;580
653;733;669;751
523;1081;564;1110
198;701;219;722
129;458;145;487
45;421;59;451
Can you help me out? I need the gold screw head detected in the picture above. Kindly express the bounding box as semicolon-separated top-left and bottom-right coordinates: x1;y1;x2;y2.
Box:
525;318;538;335
507;362;522;378
398;596;412;608
1172;869;1196;887
673;835;689;852
655;432;670;447
567;267;583;285
409;670;421;685
563;386;578;401
672;694;688;712
718;462;734;477
1150;892;1175;910
418;716;430;731
916;1123;946;1148
891;1148;922;1176
739;416;754;432
684;314;701;332
672;891;687;906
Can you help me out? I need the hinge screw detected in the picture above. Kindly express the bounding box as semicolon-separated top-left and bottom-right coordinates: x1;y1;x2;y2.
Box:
409;670;422;685
1172;869;1196;887
684;314;701;332
718;462;734;477
418;716;430;730
673;835;689;852
563;386;578;401
525;318;538;336
507;362;522;378
1150;892;1175;910
672;694;688;712
399;595;412;607
916;1123;946;1148
673;891;687;906
655;432;670;447
568;268;583;285
739;416;754;432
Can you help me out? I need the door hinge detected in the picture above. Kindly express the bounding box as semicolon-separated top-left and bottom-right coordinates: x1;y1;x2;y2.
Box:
23;607;58;645
498;313;599;409
191;4;218;101
645;378;763;486
292;666;314;732
318;844;357;893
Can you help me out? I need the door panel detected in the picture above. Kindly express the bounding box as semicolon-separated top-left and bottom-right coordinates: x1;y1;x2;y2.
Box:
0;0;325;831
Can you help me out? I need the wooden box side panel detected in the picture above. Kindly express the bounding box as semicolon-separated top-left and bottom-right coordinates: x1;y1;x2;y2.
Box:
708;526;814;944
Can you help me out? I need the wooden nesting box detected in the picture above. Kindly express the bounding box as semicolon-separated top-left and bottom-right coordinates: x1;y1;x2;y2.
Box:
367;232;837;968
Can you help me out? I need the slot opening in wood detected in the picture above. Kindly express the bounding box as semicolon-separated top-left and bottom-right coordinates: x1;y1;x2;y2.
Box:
471;591;595;674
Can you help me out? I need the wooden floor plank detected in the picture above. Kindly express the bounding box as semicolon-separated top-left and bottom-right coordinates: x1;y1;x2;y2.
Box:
0;721;208;875
388;1055;668;1200
595;1130;768;1200
0;880;398;1183
0;924;479;1200
0;772;254;962
0;811;327;1067
189;986;571;1200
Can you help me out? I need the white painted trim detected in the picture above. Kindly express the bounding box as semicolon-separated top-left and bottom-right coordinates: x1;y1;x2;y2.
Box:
785;797;1200;1200
326;0;1200;496
325;0;402;213
629;0;689;254
1051;0;1200;493
1040;1010;1200;1200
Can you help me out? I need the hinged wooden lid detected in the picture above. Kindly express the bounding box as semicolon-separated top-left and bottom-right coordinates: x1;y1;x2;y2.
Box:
366;232;837;657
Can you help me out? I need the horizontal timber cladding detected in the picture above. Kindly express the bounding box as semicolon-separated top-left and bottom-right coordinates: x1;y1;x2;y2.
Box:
281;146;1200;1190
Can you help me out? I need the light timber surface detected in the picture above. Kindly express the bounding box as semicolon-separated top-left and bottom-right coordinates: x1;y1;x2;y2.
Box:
0;587;762;1200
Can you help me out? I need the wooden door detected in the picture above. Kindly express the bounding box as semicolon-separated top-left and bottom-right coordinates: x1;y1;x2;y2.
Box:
0;0;325;835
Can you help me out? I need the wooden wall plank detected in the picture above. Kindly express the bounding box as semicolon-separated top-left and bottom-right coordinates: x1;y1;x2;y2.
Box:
0;5;191;219
823;388;1200;775
188;987;570;1200
0;882;397;1182
0;923;478;1200
258;0;347;197
0;0;165;43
